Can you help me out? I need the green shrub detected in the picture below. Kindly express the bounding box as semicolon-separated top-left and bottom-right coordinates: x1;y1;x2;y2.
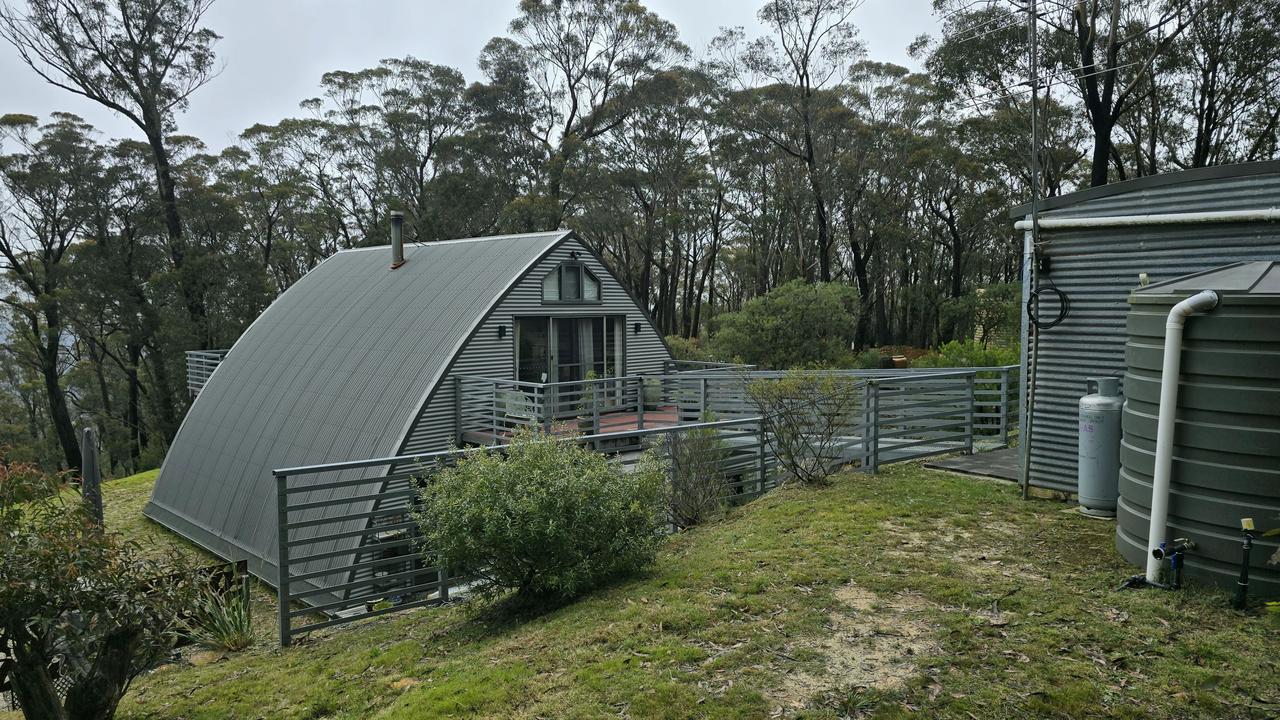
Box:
913;340;1020;369
665;426;729;529
415;431;666;603
1;461;195;720
665;335;712;362
182;581;254;652
746;372;863;485
940;283;1021;347
710;280;859;369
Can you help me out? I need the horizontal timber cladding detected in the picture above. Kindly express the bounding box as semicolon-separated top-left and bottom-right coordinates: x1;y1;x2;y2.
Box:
1023;165;1280;493
397;236;673;456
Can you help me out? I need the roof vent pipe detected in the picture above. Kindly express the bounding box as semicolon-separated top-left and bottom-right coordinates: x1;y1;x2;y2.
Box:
1144;288;1219;585
390;211;405;269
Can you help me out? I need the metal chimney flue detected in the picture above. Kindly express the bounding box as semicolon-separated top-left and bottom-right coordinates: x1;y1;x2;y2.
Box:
389;211;405;269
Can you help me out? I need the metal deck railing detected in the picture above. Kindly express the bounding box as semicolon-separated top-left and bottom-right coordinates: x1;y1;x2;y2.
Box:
186;349;230;395
272;366;1016;645
454;365;1019;449
274;417;778;646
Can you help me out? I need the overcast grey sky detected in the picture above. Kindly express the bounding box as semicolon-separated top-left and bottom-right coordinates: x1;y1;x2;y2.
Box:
2;0;938;151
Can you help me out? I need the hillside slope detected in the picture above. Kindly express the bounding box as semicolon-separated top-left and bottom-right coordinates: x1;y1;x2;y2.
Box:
8;465;1276;719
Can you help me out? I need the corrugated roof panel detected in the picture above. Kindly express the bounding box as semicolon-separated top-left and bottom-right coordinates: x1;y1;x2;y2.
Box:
145;231;569;585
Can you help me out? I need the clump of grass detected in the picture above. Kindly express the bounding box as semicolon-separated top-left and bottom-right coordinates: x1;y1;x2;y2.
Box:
183;582;254;652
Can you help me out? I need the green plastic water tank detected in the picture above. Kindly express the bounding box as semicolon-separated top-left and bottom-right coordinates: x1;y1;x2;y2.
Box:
1118;261;1280;597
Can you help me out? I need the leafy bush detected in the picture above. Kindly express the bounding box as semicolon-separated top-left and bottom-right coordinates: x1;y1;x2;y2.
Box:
710;280;859;369
665;426;729;529
1;461;194;720
415;431;665;603
182;581;254;652
746;372;863;485
913;340;1020;369
664;335;712;362
939;283;1020;347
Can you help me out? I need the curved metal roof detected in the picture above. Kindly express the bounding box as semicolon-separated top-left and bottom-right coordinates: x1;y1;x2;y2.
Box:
144;231;570;576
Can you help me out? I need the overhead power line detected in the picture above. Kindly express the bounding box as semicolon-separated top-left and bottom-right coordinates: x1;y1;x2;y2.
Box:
951;62;1143;112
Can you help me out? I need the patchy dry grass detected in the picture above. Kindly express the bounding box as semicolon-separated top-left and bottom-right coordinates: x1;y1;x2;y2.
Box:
6;463;1277;720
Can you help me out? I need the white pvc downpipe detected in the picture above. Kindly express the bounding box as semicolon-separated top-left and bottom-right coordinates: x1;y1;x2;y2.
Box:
1145;289;1220;583
1013;208;1280;231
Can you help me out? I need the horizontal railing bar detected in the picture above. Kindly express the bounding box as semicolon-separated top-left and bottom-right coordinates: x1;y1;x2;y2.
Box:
287;578;449;616
287;488;417;512
286;506;409;531
287;565;440;600
289;553;428;583
288;537;415;565
878;432;970;450
286;520;419;547
283;472;427;495
288;595;448;635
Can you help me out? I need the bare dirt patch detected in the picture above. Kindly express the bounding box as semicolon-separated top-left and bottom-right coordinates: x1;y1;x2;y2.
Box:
878;518;1049;583
771;581;938;711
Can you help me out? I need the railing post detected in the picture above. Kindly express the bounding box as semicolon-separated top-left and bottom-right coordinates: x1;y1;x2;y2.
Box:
275;472;291;647
965;374;976;455
868;382;880;473
636;376;645;430
998;367;1010;447
699;378;708;420
491;386;500;444
438;563;449;603
540;386;552;433
757;420;768;492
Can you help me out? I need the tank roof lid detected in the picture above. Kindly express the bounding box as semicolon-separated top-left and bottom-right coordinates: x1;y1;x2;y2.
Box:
1135;261;1280;296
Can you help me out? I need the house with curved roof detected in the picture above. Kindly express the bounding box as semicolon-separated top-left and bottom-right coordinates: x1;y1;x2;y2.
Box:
145;229;672;586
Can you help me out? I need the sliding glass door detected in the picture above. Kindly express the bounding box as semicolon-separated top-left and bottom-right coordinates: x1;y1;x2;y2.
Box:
515;316;625;414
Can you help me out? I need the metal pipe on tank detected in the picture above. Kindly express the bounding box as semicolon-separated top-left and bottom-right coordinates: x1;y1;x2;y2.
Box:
1013;208;1280;231
1144;289;1219;584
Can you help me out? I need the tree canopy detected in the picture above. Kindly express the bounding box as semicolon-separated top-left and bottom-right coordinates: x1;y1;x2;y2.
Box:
0;0;1275;471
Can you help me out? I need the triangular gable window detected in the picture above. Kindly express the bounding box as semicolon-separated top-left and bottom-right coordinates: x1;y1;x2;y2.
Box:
542;260;601;303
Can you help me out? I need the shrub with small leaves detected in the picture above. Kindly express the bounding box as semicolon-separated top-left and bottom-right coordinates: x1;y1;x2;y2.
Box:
665;426;729;529
0;461;195;720
414;431;666;603
747;372;863;484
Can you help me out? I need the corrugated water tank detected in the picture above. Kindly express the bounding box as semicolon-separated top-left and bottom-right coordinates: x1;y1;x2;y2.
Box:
1117;261;1280;597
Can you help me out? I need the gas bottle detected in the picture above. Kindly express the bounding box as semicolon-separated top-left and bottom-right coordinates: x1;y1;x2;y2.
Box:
1078;376;1124;518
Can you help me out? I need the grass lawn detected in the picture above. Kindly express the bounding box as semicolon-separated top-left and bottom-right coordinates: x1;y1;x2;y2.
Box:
7;463;1277;719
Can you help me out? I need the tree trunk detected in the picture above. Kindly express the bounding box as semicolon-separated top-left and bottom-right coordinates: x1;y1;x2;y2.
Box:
127;341;146;469
62;628;142;720
142;117;210;349
1088;119;1114;187
8;636;68;720
39;309;81;471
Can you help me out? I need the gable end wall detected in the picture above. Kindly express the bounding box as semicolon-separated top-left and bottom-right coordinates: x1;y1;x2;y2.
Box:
397;237;672;455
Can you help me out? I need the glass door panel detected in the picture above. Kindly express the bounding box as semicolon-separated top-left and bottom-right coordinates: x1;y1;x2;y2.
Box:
516;317;549;384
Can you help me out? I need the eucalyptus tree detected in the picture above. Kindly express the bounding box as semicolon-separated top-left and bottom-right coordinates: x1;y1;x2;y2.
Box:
0;0;222;344
0;113;100;470
710;0;866;282
1165;0;1280;168
478;0;687;228
586;68;717;336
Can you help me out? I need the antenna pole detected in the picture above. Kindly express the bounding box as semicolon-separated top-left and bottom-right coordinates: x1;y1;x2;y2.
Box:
1021;0;1041;500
